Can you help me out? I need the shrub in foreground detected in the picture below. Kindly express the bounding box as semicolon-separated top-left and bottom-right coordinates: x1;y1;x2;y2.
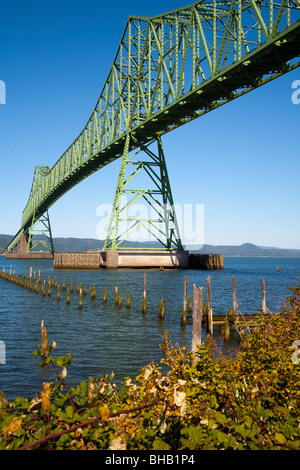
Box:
0;286;300;450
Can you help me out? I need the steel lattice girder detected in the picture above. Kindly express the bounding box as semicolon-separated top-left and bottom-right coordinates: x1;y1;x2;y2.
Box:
5;0;300;252
103;134;183;250
26;211;54;254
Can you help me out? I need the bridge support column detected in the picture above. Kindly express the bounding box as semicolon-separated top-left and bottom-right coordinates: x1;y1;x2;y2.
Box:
26;210;54;254
104;133;183;251
19;232;30;254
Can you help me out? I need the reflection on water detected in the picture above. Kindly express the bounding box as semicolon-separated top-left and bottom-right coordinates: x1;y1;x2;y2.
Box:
0;256;299;401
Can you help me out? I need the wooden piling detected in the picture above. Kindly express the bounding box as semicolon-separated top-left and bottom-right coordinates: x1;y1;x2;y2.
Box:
143;273;146;313
70;281;73;293
188;296;192;312
115;287;118;305
181;275;188;324
126;293;130;309
103;288;107;304
62;280;66;290
192;285;203;363
79;288;83;309
261;278;266;313
224;316;230;342
181;308;186;325
159;299;164;319
203;301;207;317
83;285;87;296
182;275;188;314
206;276;213;336
57;285;60;301
232;275;237;315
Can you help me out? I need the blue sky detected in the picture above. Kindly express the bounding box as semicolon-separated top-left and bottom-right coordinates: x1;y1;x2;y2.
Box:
0;0;299;249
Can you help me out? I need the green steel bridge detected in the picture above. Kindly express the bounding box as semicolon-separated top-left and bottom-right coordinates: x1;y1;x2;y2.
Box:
4;0;300;254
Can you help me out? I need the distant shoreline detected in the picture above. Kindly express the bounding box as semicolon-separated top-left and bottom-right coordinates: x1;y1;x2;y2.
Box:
1;234;300;258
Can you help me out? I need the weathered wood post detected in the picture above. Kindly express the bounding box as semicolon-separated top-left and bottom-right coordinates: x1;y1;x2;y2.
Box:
188;296;192;312
206;276;213;336
181;275;188;323
62;280;66;291
126;293;130;309
57;285;60;301
192;285;203;363
115;287;118;305
261;278;266;314
70;281;73;293
91;283;96;299
142;273;146;314
159;299;164;319
66;289;70;305
232;275;237;316
103;288;107;303
224;316;230;342
79;287;83;310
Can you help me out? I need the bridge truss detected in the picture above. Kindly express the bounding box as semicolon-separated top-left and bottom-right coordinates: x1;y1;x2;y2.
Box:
4;0;300;253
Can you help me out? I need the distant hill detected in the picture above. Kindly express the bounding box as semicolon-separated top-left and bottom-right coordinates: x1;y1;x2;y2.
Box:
1;235;300;257
0;235;14;254
187;242;300;258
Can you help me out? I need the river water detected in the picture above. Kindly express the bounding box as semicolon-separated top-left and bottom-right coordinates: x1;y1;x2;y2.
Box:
0;256;299;401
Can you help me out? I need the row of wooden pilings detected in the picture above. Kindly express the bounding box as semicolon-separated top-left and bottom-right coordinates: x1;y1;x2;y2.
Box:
1;266;268;355
0;267;158;315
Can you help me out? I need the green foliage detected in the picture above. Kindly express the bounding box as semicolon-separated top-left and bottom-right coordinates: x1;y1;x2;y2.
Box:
1;285;300;450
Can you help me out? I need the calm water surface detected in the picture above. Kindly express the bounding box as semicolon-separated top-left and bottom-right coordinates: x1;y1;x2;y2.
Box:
0;256;299;401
